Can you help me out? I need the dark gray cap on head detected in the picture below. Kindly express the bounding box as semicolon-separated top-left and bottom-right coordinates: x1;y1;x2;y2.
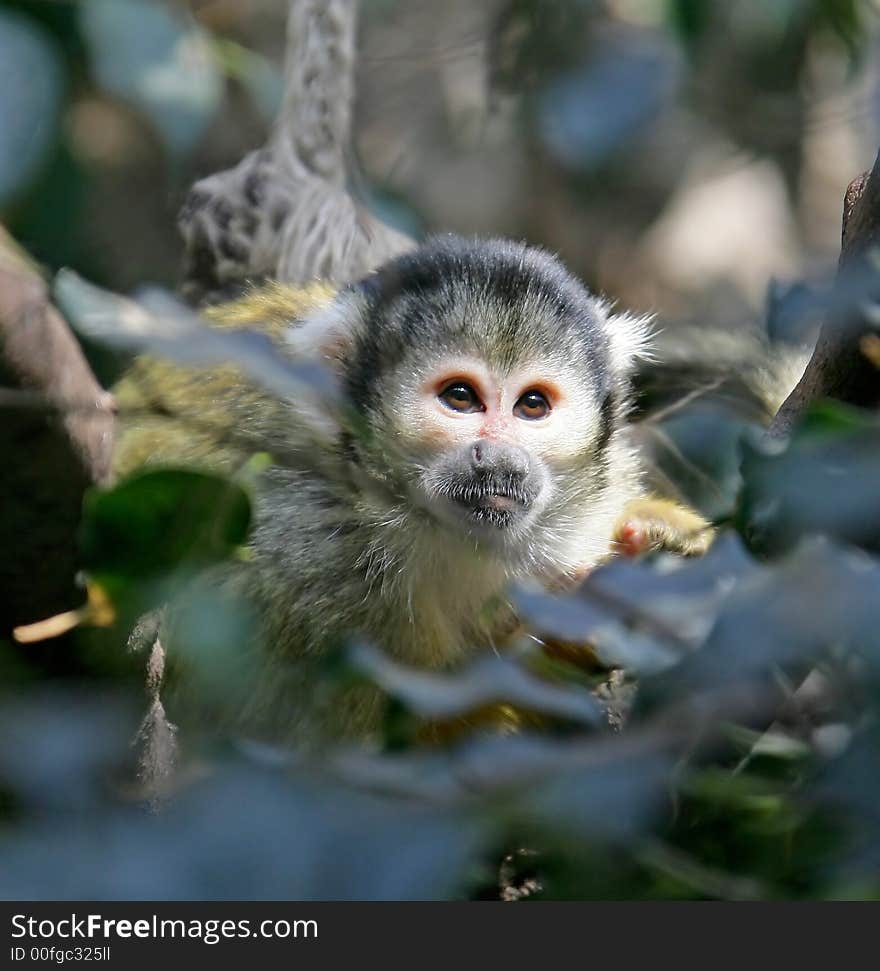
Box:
344;235;614;412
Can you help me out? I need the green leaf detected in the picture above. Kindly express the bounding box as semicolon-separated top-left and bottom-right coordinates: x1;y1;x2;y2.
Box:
788;399;877;441
80;468;251;585
812;723;880;881
666;0;711;47
166;586;262;707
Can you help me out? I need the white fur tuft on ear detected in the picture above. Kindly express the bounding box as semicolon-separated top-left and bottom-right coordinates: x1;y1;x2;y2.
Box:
602;306;655;376
285;290;363;367
276;290;366;442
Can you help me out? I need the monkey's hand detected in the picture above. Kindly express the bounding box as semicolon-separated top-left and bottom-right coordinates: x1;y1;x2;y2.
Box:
612;496;714;558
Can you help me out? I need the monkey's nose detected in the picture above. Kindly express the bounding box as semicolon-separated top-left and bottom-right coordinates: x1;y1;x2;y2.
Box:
471;440;530;477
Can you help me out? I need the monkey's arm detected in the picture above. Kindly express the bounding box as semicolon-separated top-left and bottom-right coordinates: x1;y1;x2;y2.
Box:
113;281;336;479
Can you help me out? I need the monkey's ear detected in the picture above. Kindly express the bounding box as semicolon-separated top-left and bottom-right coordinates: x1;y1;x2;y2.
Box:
603;308;654;378
285;290;362;368
279;291;365;440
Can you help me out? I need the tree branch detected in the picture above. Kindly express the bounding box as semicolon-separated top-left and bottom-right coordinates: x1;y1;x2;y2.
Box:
0;227;115;635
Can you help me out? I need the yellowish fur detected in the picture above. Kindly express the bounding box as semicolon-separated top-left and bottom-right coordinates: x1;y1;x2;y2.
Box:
114;282;335;478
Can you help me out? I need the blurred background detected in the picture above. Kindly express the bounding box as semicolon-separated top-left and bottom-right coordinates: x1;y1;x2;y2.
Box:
2;0;877;328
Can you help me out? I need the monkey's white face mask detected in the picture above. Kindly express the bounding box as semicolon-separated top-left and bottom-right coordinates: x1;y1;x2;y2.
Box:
389;351;606;546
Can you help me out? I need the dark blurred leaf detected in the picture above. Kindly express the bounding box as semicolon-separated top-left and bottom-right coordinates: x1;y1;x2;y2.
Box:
515;532;757;674
517;587;678;676
523;749;672;842
490;0;596;93
649;406;749;521
449;734;672;842
666;0;711;48
0;10;64;205
815;0;864;62
167;585;262;706
80;468;251;584
0;688;137;812
764;278;825;346
592;530;757;602
811;723;880;880
0;763;486;900
54;271;343;407
336;730;672;843
649;538;880;702
350;642;604;728
739;403;880;555
80;0;221;158
366;185;425;243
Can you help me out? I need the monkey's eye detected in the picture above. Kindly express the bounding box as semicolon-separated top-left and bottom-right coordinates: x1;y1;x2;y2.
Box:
514;389;551;420
439;382;483;413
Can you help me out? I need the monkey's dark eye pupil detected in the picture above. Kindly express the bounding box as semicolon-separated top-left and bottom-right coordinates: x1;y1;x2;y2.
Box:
440;383;481;413
515;390;550;420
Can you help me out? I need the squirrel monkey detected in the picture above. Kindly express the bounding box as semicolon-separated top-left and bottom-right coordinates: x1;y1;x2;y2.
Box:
115;236;712;743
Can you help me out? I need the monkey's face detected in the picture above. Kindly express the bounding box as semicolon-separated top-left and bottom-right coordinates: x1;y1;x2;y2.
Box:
290;236;649;562
378;349;613;553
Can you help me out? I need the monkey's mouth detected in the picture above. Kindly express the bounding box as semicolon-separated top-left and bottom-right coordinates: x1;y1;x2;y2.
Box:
447;485;534;529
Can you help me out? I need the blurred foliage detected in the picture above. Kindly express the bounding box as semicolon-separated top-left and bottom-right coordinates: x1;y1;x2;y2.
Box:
537;35;675;170
0;0;873;296
0;0;282;287
80;0;222;159
4;0;880;901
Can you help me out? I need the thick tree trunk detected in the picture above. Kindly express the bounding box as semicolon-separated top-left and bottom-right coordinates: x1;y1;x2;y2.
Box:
770;151;880;435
